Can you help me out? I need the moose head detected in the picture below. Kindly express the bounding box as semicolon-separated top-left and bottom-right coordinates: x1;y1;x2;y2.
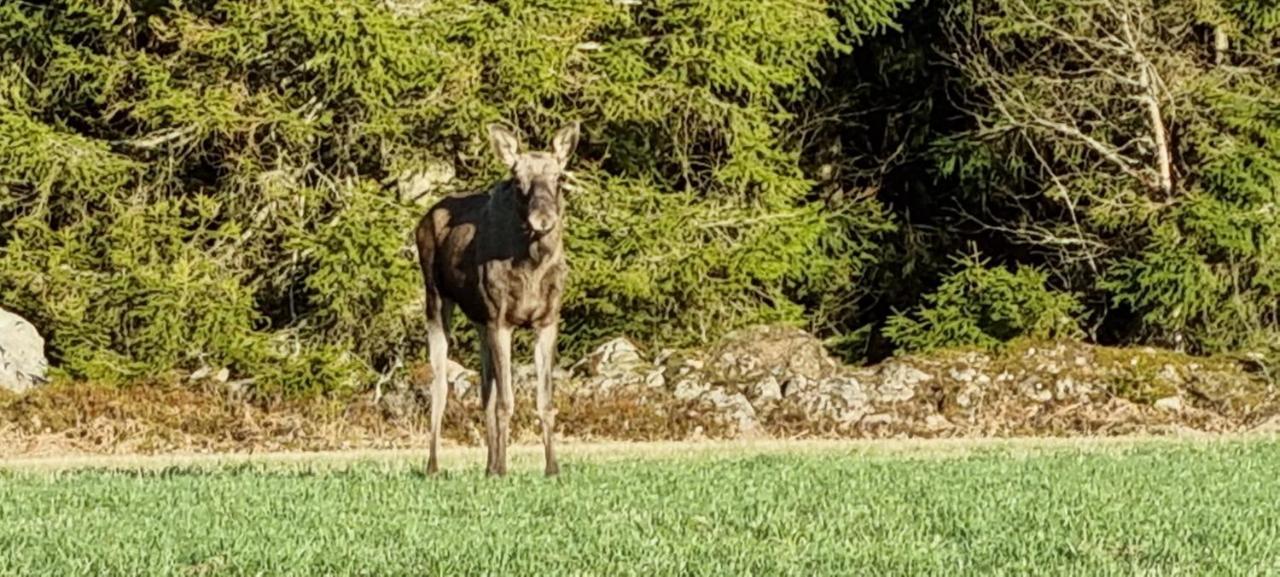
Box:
486;122;580;237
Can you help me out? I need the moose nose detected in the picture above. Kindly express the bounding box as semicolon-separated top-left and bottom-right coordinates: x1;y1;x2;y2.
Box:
528;212;557;234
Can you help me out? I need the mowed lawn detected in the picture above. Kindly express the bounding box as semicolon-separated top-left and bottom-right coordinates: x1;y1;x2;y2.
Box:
2;439;1279;576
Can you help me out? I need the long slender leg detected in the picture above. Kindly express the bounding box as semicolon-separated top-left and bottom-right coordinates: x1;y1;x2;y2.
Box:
425;298;452;475
486;325;515;476
476;324;497;475
534;323;560;476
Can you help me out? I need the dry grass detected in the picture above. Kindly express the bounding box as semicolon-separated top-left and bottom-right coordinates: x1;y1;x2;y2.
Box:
0;377;739;459
2;432;1265;474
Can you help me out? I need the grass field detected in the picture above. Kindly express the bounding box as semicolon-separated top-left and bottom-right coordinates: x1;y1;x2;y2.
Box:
2;438;1279;576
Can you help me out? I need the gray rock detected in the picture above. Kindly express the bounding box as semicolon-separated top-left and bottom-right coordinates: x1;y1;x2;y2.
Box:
1018;376;1054;403
925;414;954;431
1154;396;1184;413
575;337;647;377
703;388;759;435
800;376;871;425
571;337;661;394
472;362;569;395
445;359;478;398
774;371;870;425
877;362;928;402
0;307;47;393
643;368;666;389
752;375;783;403
673;377;709;401
707;325;839;384
949;366;979;384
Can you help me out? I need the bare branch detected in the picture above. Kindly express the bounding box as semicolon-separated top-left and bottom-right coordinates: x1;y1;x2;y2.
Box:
112;125;199;150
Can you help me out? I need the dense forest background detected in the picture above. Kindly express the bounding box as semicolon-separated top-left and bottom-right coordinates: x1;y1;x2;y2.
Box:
1;0;1277;394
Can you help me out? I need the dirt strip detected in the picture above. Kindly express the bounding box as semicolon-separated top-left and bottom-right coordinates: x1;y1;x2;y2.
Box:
4;433;1273;474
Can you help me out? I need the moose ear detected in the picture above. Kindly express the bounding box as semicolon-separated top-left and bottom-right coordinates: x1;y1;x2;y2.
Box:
487;124;520;169
551;121;580;168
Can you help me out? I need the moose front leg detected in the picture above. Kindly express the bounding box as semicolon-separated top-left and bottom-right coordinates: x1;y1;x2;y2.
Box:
476;324;497;475
486;325;515;476
534;323;560;476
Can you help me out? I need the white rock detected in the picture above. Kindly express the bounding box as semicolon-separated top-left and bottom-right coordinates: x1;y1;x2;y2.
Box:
0;307;47;393
814;376;870;424
1154;396;1184;412
644;369;666;389
575;337;647;377
925;414;954;431
877;362;928;402
445;359;478;397
753;375;783;403
949;367;978;383
703;388;759;435
673;378;709;401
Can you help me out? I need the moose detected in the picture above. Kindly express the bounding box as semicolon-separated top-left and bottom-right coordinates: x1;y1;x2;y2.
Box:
415;122;580;476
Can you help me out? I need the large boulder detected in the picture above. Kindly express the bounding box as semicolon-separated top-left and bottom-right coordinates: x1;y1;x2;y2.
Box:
0;307;47;393
707;325;839;386
704;325;891;427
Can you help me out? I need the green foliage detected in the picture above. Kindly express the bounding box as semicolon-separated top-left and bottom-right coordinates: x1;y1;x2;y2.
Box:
892;0;1280;356
0;0;905;391
290;183;421;361
885;255;1083;352
1103;74;1280;351
5;0;1280;391
563;172;891;349
4;442;1280;574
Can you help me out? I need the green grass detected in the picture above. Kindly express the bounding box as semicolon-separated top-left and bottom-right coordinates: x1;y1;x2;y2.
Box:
2;440;1280;576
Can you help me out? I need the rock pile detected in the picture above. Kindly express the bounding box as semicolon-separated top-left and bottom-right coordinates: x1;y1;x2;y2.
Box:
6;322;1279;456
450;324;1279;438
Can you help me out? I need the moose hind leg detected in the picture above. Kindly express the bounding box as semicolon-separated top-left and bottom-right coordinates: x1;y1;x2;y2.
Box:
534;323;560;476
425;298;452;475
477;324;499;476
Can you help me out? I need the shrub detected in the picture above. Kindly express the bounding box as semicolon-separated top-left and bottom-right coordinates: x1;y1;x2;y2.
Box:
884;255;1083;352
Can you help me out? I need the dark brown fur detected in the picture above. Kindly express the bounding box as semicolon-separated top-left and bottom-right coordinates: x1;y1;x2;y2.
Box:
416;123;579;476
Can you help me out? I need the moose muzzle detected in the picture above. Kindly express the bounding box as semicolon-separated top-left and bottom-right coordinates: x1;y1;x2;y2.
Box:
526;190;559;235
